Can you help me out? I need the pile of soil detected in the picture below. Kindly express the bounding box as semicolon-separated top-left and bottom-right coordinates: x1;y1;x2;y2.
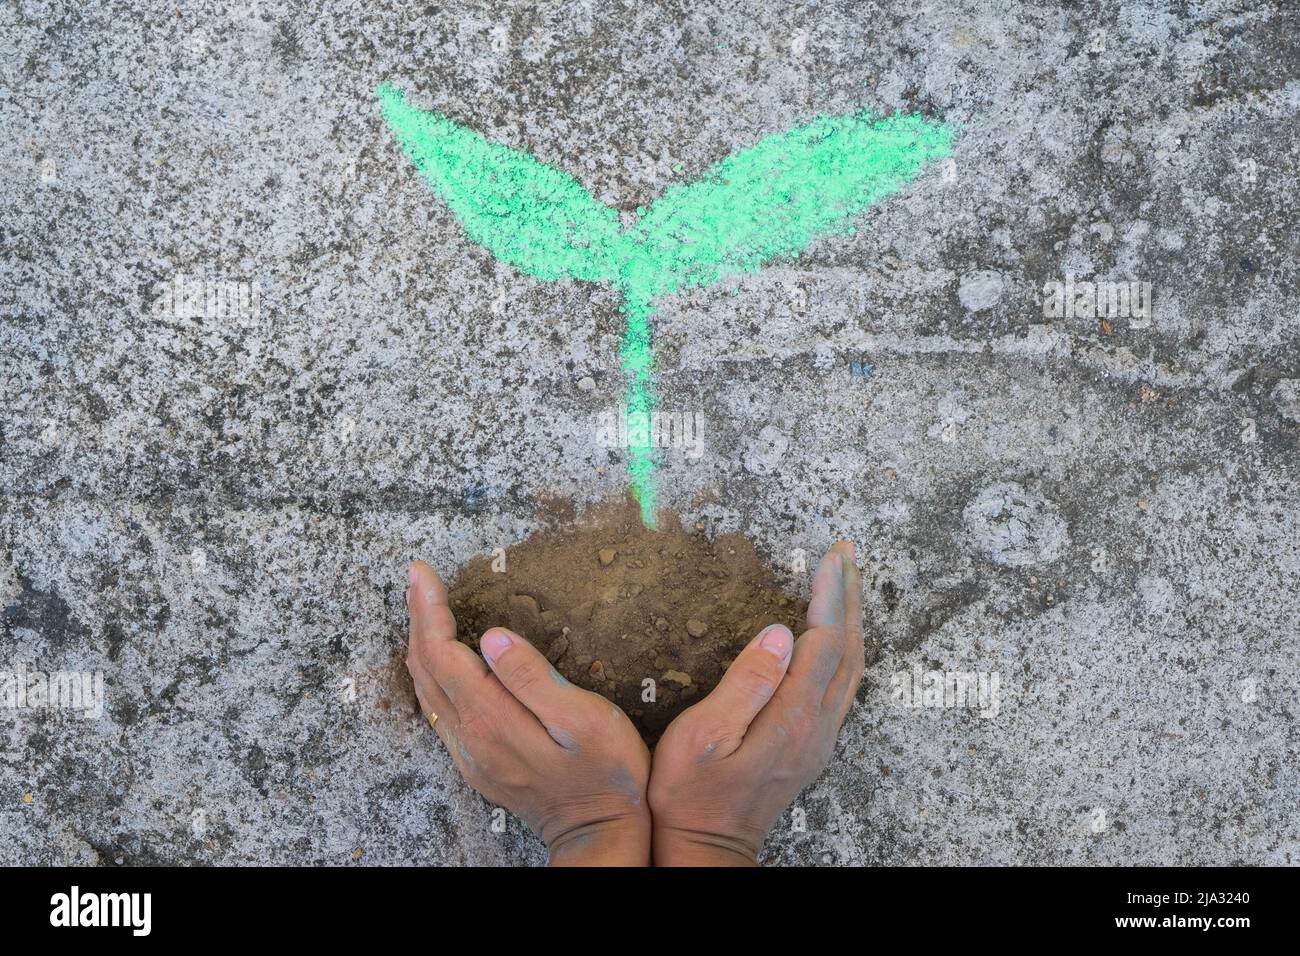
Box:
447;498;808;744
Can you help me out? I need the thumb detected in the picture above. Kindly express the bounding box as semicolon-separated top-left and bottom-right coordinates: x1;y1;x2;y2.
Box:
686;624;794;755
480;627;585;740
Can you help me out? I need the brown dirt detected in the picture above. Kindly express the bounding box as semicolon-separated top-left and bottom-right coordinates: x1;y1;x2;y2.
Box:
447;498;809;744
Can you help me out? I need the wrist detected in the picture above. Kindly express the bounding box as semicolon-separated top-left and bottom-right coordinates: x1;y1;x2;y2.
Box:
547;813;652;867
652;825;761;867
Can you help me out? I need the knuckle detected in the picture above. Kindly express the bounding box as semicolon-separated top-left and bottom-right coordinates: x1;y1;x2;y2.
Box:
733;664;778;705
501;656;543;695
684;719;738;758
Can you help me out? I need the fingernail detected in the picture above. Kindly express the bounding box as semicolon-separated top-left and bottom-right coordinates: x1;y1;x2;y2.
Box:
758;625;793;661
481;630;513;665
845;542;857;561
408;564;419;589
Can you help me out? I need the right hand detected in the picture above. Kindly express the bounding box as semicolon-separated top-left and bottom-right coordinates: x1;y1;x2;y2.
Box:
647;542;864;865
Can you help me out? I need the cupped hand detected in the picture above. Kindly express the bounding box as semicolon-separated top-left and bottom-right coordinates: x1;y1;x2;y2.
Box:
647;541;864;865
405;560;652;866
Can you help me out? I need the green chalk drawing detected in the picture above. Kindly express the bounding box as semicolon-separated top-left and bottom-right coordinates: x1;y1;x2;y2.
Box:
376;83;954;525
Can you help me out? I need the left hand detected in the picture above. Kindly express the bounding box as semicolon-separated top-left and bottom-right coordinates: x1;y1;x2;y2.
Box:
405;560;652;865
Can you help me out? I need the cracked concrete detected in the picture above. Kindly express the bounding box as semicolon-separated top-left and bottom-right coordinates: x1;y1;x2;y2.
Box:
2;0;1298;864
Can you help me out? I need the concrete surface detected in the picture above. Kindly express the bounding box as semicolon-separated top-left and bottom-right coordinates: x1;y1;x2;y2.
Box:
2;0;1298;865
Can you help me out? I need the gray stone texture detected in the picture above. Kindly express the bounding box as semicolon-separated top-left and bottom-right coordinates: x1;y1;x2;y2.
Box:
2;0;1297;864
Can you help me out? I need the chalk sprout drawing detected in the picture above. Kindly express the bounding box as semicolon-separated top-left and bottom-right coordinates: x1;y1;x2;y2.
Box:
376;83;953;525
